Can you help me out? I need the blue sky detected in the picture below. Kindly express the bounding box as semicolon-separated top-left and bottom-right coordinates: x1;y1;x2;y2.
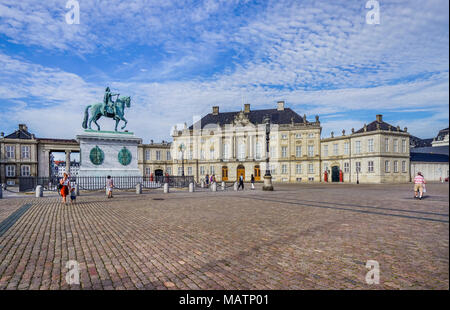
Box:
0;0;448;142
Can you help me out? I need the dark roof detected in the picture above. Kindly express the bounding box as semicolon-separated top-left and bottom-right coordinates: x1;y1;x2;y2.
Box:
4;128;34;139
410;135;433;147
410;152;449;163
189;108;305;129
355;120;404;134
410;146;449;156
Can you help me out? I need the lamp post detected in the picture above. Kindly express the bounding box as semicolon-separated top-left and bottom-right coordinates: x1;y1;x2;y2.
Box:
262;115;274;191
179;143;185;177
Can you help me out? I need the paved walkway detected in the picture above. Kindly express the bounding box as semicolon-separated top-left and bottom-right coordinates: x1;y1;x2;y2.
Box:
0;183;448;290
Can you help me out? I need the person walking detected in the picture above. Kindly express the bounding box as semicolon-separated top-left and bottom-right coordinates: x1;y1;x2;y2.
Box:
205;173;209;187
251;174;255;190
106;175;115;198
59;173;71;204
413;172;426;200
238;174;244;190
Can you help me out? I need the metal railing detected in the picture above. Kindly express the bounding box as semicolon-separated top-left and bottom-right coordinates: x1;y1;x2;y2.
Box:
19;175;194;192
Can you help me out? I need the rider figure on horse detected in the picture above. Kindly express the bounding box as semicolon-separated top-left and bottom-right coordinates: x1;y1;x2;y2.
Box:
102;87;119;116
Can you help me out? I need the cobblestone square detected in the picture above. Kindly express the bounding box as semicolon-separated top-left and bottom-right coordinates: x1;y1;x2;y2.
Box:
0;183;448;290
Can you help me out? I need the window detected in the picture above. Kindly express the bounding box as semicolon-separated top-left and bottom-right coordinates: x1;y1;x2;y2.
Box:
401;139;407;153
296;164;302;174
223;143;229;159
145;167;151;176
21;146;30;159
385;160;390;172
6;145;14;159
385;138;390;152
333;144;338;155
145;150;151;161
200;149;205;160
368;161;374;173
308;145;314;157
281;164;287;174
344;162;349;173
356;161;361;173
6;165;15;177
156;151;161;160
308;177;314;182
368;139;374;152
296;146;302;157
187;167;193;175
166;167;172;175
308;163;314;174
21;165;30;176
177;167;183;176
281;146;287;158
308;133;314;138
270;146;276;159
402;161;406;173
238;143;245;160
394;161;398;173
344;142;349;155
255;142;262;159
166;151;171;160
295;133;302;139
200;166;205;175
323;145;328;157
355;141;361;154
210;166;215;175
210;148;215;160
270;164;276;175
281;134;287;140
393;139;398;153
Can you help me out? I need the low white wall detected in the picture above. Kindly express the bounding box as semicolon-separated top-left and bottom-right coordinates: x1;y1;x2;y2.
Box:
411;162;449;181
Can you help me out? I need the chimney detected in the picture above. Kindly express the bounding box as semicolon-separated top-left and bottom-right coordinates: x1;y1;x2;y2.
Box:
376;114;383;122
277;100;285;111
0;132;4;137
212;106;219;115
19;124;28;131
244;103;250;113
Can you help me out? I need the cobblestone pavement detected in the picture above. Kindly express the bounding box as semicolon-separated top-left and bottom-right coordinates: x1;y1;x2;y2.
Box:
0;183;448;290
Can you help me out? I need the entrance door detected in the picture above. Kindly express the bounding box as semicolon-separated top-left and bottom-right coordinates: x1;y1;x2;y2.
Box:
254;165;261;181
155;169;164;177
237;165;245;181
331;166;339;182
222;166;228;181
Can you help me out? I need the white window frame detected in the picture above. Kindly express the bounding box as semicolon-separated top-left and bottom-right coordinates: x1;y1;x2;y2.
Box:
333;144;338;155
344;162;349;173
21;145;30;159
6;145;15;159
368;139;374;152
393;139;398;153
355;141;361;154
166;151;171;160
156;150;161;161
308;145;314;157
402;161;406;173
385;160;390;173
356;161;361;173
368;161;374;173
281;164;287;174
295;146;302;157
385;138;390;152
281;146;288;158
145;150;151;161
344;142;349;155
323;145;328;157
6;165;15;177
308;163;314;174
394;160;398;173
187;167;193;175
296;164;302;174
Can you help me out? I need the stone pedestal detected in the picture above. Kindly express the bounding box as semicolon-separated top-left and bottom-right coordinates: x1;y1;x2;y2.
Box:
221;181;225;191
164;183;169;193
189;183;194;192
136;183;142;194
36;185;43;197
262;175;274;191
77;130;142;177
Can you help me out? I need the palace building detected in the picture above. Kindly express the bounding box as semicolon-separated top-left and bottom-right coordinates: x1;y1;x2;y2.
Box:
4;101;445;185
